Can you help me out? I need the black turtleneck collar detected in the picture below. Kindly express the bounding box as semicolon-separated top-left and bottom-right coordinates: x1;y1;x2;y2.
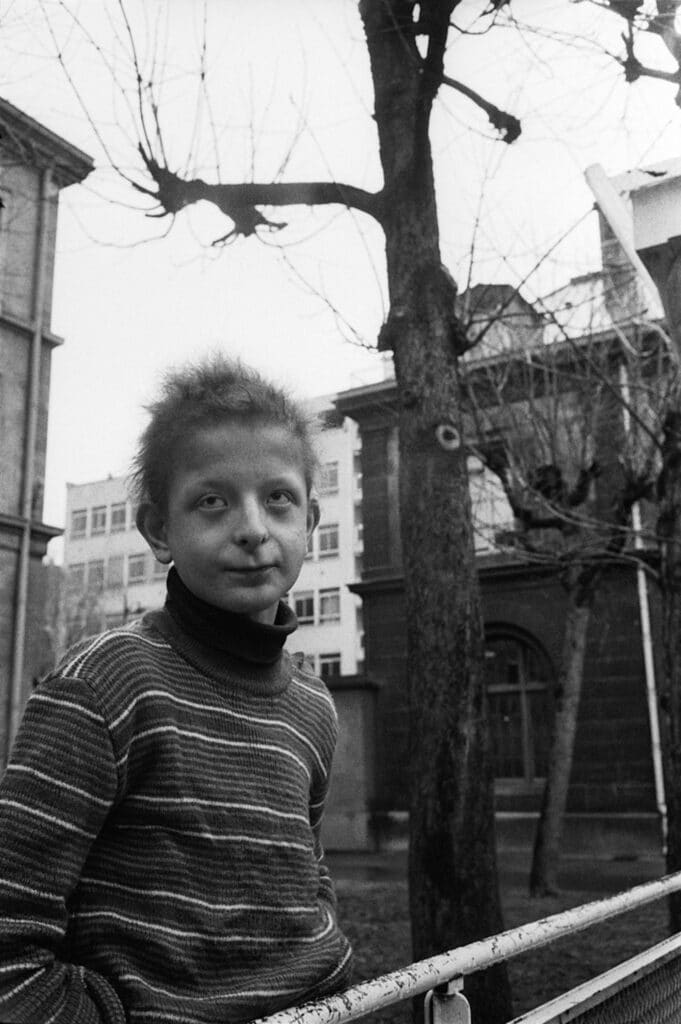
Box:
164;566;297;666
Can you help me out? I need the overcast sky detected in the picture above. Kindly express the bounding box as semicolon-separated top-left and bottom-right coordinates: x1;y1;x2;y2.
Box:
3;0;681;549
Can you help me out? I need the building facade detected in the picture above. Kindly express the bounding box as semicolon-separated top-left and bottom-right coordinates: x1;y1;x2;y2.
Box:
0;98;92;762
335;308;665;855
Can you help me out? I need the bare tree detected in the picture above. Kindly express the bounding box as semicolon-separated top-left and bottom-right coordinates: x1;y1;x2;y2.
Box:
460;278;666;895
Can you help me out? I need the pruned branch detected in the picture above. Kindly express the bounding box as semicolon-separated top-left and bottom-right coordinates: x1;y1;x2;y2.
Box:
133;146;382;238
440;73;521;143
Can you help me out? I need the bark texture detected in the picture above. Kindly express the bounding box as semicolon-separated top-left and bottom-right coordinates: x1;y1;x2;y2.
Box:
529;569;595;897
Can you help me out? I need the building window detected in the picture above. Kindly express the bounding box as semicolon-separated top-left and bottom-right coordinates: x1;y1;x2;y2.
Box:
319;588;340;623
305;533;314;559
485;633;553;788
128;554;147;584
71;509;87;538
107;555;124;588
87;560;105;591
294;591;315;624
319;461;339;495
110;502;127;532
68;563;85;590
318;524;339;558
468;456;515;553
91;506;107;536
319;653;341;680
353;450;362;494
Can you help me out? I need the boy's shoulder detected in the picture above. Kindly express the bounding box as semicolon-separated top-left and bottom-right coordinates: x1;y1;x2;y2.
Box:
288;651;338;717
51;615;172;687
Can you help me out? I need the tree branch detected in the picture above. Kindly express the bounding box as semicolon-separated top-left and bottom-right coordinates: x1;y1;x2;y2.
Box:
440;73;521;142
133;146;382;238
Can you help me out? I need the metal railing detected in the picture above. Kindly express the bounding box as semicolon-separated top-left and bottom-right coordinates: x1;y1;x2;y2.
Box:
255;871;681;1024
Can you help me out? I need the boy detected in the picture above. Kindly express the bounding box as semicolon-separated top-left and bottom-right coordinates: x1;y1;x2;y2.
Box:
0;357;353;1023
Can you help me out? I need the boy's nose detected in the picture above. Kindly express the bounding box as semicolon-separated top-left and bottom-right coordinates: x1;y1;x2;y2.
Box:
234;501;268;549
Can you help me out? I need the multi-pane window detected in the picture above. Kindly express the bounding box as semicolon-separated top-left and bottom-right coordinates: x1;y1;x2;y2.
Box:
128;554;147;584
71;509;87;538
485;635;553;788
294;591;315;624
110;502;127;532
91;506;107;535
319;588;340;623
107;555;124;588
68;563;85;589
87;560;105;590
319;461;339;495
318;524;339;558
319;653;341;680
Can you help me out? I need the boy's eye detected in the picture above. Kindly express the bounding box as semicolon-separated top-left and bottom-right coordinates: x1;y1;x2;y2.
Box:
197;495;227;510
268;490;293;506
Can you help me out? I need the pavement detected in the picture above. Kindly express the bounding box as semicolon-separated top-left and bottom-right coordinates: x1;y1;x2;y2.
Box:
327;847;669;894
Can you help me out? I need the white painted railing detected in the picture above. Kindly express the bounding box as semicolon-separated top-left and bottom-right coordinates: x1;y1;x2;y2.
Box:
254;872;681;1024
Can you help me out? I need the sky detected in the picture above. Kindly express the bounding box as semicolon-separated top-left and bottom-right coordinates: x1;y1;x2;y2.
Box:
2;0;681;554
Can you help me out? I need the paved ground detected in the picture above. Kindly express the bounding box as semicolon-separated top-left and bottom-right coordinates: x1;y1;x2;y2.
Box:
327;847;669;894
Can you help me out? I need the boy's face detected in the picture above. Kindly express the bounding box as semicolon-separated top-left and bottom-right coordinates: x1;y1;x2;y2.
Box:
139;421;316;624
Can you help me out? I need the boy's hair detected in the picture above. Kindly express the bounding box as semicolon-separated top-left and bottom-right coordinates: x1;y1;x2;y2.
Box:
130;354;319;509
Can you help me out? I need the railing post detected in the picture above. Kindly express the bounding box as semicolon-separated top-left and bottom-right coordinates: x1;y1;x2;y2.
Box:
424;979;471;1024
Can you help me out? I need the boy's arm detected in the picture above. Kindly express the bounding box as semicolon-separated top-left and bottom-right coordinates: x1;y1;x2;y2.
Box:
0;675;126;1024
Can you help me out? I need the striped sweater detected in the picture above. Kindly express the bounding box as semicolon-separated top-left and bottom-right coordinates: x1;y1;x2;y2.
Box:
0;608;352;1023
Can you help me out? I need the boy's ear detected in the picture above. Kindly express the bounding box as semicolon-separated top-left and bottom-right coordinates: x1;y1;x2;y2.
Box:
307;491;320;536
136;503;173;564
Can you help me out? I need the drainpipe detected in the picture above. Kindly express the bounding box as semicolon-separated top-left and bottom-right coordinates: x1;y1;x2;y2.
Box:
7;165;52;763
618;362;668;850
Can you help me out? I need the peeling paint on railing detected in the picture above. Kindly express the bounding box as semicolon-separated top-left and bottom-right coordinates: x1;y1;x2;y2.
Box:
253;872;681;1024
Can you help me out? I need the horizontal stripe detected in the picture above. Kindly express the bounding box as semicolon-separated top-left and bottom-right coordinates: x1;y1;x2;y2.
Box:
0;799;96;838
80;877;312;913
125;795;309;823
29;692;103;724
5;764;112;808
112;825;310;850
0;877;62;903
109;689;328;776
0;917;63;935
117;726;311;778
122;971;304;1002
71;908;333;943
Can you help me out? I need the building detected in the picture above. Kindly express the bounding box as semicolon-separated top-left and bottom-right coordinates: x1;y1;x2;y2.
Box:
62;397;365;678
0;97;93;762
334;274;667;855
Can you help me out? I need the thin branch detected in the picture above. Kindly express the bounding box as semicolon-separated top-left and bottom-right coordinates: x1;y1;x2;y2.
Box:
440;72;521;142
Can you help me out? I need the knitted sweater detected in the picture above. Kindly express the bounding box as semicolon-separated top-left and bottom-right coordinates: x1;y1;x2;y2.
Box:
0;600;352;1023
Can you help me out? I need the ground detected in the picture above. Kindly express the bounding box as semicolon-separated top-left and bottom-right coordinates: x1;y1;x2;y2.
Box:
329;849;670;1021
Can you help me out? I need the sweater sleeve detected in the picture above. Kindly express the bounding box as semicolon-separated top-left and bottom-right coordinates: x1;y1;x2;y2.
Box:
308;702;339;913
0;675;127;1024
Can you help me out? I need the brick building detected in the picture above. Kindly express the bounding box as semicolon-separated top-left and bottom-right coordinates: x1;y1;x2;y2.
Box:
334;292;665;856
0;98;93;762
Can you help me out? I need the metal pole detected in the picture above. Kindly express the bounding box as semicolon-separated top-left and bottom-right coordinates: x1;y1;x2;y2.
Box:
7;165;52;762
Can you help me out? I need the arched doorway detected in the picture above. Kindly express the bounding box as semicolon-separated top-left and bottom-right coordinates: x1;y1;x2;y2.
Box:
484;630;554;792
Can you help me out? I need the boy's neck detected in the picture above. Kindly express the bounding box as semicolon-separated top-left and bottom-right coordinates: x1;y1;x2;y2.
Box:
164;566;297;665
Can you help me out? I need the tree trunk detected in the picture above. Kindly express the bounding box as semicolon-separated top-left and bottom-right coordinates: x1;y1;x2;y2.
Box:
657;407;681;931
638;248;681;931
529;568;595;897
359;3;511;1020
